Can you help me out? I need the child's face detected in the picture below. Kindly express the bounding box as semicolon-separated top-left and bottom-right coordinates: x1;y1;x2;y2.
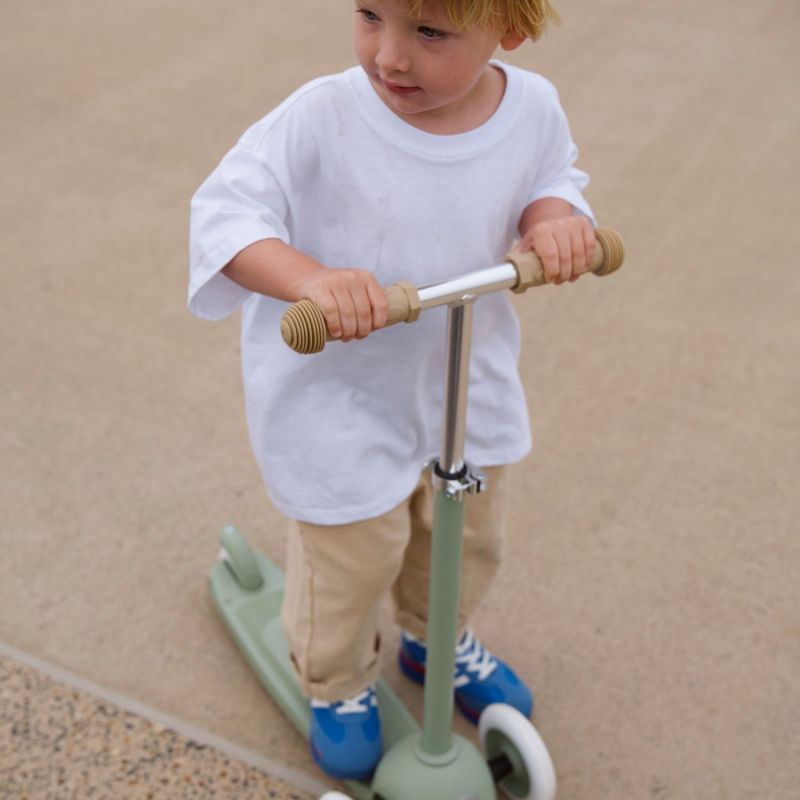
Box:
353;0;522;130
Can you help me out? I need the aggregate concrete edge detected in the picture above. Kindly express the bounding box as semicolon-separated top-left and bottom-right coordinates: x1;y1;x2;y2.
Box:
0;641;325;800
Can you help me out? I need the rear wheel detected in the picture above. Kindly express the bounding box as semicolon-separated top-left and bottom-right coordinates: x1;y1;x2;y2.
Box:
479;704;556;800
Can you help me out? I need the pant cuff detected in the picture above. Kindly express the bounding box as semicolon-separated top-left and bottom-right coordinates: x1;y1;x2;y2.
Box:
294;662;382;703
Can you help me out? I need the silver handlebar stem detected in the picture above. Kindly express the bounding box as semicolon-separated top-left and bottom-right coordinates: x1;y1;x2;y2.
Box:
423;262;520;491
438;299;475;478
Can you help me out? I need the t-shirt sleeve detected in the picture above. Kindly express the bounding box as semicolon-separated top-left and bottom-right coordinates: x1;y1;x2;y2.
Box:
526;85;595;223
188;130;291;321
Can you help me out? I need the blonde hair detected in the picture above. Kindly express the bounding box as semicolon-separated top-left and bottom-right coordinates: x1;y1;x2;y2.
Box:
407;0;560;40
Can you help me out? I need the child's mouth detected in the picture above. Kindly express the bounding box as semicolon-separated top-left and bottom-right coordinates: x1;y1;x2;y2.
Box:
382;79;420;96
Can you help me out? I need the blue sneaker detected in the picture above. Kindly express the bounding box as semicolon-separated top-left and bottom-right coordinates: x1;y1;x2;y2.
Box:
309;686;382;781
398;630;534;723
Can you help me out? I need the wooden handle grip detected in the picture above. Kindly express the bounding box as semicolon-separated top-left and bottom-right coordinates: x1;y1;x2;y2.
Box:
385;280;421;326
507;227;625;293
280;280;421;355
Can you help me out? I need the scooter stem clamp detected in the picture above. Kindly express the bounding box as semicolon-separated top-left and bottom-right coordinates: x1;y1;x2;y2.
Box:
429;460;488;500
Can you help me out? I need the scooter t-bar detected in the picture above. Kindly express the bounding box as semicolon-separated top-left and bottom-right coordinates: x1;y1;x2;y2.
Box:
280;227;625;355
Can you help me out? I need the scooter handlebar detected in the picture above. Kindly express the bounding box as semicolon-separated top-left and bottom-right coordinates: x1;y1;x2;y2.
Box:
280;227;624;355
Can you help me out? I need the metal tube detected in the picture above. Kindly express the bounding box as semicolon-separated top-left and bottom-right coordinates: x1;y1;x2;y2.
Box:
439;301;474;476
417;262;518;311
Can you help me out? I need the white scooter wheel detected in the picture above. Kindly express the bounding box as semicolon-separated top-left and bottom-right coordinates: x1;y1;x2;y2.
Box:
319;793;353;800
479;704;557;800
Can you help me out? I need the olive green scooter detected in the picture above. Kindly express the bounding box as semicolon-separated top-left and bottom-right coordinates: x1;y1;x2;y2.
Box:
208;229;624;799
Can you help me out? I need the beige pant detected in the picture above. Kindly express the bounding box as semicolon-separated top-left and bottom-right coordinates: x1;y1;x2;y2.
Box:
281;466;509;701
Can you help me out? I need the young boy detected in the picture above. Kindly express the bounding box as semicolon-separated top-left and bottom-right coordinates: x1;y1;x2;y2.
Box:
190;0;595;781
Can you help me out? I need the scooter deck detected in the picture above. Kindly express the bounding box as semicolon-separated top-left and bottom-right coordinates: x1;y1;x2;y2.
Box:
208;539;421;795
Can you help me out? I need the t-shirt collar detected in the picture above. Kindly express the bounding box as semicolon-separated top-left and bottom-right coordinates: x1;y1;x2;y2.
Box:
348;60;521;158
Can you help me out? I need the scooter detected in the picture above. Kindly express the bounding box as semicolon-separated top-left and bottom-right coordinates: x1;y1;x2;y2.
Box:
208;228;624;800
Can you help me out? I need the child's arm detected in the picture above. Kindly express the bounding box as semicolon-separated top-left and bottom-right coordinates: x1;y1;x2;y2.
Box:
516;197;596;285
222;239;388;342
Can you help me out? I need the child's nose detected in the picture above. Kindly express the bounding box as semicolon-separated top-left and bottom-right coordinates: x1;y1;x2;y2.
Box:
375;32;411;74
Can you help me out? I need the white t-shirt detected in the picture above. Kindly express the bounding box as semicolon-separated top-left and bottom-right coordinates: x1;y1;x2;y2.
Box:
189;62;593;524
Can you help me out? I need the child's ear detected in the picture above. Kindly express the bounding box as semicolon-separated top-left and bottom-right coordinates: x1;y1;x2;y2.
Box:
499;30;525;51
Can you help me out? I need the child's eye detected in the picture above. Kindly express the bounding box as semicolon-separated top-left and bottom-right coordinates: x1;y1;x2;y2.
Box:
356;8;380;23
418;25;445;39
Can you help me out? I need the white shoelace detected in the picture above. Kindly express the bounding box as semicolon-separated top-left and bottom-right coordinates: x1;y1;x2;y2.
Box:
454;631;497;688
311;688;377;715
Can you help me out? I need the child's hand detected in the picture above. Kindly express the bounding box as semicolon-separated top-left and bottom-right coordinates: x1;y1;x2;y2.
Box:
515;216;596;285
221;240;387;341
293;267;388;342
